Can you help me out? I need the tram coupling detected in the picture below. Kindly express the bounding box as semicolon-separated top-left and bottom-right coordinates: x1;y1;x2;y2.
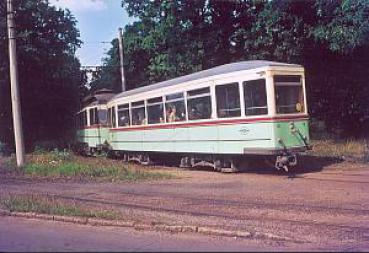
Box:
275;153;297;172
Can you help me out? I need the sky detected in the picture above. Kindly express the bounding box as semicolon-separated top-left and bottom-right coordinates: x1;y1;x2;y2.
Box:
49;0;135;67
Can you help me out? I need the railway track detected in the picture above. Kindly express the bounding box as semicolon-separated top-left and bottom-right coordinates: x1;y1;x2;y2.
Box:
38;192;368;233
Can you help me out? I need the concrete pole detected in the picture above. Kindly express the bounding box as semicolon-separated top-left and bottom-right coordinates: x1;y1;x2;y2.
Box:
7;0;25;167
118;28;126;92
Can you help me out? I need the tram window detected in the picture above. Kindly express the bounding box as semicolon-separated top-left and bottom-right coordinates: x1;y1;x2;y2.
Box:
147;97;164;124
187;87;212;120
131;101;146;125
89;108;98;125
165;92;186;123
109;106;116;127
118;104;130;126
243;79;268;116
89;108;94;125
98;109;108;124
275;75;305;114
94;108;98;124
216;82;241;118
107;108;112;127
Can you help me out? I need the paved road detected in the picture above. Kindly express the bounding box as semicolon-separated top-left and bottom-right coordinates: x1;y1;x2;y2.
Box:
1;159;369;251
0;216;305;252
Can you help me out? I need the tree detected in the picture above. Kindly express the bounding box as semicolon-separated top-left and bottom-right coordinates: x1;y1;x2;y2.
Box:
92;0;369;137
0;0;83;150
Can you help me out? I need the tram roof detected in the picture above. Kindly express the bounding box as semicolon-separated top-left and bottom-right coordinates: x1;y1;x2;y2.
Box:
113;60;302;100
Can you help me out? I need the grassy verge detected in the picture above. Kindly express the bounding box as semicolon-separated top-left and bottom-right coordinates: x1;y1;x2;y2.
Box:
4;150;175;181
308;139;368;162
0;194;121;220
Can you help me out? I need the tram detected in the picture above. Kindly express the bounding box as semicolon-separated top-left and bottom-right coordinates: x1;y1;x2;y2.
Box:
76;60;310;172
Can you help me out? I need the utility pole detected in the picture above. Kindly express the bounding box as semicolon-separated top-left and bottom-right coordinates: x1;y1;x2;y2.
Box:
7;0;25;167
118;28;126;92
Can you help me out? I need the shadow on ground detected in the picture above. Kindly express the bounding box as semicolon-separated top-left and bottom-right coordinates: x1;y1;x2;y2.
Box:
237;154;345;177
168;155;345;176
75;152;347;177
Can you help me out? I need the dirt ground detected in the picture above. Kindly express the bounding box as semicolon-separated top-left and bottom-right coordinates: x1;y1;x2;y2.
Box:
1;156;369;251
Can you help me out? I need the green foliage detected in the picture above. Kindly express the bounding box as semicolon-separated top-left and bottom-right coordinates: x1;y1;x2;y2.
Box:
313;0;369;53
0;0;84;150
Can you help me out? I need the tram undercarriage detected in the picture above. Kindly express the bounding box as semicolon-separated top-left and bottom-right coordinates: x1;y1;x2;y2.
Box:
78;144;301;173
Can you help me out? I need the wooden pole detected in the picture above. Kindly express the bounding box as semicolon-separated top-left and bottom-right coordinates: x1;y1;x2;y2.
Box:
118;28;126;92
7;0;25;167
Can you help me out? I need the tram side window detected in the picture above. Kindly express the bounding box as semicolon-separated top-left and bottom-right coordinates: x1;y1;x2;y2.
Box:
131;101;146;125
147;97;164;124
89;108;98;125
216;82;241;118
187;87;212;120
243;79;268;116
165;93;186;123
118;104;130;127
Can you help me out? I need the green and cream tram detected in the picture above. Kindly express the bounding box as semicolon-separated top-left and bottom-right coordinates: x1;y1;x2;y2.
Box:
76;60;310;172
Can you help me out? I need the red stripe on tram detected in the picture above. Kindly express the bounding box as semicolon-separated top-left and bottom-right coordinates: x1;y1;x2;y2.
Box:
109;115;309;132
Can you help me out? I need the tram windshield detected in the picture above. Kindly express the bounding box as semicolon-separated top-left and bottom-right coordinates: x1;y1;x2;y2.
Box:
98;109;108;124
274;75;305;114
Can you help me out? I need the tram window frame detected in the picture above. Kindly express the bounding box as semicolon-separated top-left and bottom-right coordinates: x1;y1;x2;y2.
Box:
147;97;164;125
117;104;130;127
274;75;305;114
131;100;147;126
243;79;268;116
215;82;241;118
187;87;212;120
165;92;186;123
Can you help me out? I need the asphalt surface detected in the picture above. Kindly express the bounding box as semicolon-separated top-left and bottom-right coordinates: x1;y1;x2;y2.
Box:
0;216;301;252
0;215;362;252
1;159;369;251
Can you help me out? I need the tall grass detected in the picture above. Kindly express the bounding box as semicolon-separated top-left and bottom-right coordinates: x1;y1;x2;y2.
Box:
309;139;368;161
14;149;174;181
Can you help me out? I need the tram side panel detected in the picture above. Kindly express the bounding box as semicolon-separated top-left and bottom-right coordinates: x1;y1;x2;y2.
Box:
108;121;275;155
217;121;274;154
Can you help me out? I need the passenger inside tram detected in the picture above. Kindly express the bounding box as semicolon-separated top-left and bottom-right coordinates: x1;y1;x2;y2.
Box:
167;106;177;122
